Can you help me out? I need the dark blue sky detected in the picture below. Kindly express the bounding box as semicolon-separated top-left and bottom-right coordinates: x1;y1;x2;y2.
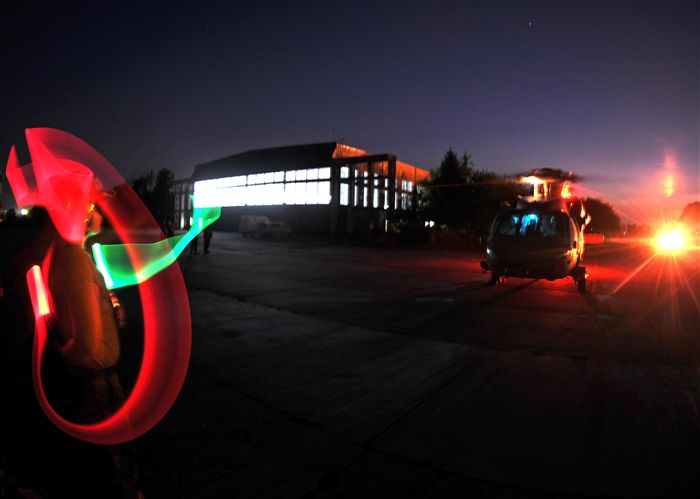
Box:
2;0;698;221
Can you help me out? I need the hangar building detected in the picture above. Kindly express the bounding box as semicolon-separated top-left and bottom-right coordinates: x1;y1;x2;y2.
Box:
176;142;429;234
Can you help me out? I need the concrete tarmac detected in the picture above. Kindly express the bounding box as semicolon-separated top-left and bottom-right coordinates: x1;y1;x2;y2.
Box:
133;233;700;498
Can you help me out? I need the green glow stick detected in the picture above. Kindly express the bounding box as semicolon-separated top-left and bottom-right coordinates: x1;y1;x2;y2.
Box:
93;206;221;290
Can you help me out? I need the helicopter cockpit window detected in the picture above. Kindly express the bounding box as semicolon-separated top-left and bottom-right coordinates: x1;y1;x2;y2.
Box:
519;214;539;236
494;212;568;238
539;214;566;238
497;215;519;236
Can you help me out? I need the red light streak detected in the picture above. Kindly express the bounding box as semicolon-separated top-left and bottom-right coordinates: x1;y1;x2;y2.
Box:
5;146;41;207
584;233;605;245
26;129;96;243
6;128;191;445
609;252;657;295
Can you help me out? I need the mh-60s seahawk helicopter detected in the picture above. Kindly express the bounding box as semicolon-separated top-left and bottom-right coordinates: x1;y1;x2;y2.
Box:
480;169;598;292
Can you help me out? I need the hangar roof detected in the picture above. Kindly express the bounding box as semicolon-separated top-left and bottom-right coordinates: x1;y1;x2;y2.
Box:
193;142;338;181
192;142;429;183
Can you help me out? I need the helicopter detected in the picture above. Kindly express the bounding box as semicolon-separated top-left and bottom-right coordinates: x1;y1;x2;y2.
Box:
480;169;595;292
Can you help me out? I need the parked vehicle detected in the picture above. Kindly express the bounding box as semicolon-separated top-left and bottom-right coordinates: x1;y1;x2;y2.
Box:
239;215;291;239
239;215;270;236
257;221;292;239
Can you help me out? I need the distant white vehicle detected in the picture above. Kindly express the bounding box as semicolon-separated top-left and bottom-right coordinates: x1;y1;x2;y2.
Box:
239;215;270;236
239;215;292;238
258;221;292;239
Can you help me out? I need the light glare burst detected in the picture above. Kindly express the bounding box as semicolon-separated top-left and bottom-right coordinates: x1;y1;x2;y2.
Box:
654;226;687;254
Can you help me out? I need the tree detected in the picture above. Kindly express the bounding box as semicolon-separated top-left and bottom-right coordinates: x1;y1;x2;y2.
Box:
152;169;175;227
130;170;154;208
421;149;522;234
467;171;522;235
129;168;175;228
680;201;700;231
422;149;473;228
584;197;622;236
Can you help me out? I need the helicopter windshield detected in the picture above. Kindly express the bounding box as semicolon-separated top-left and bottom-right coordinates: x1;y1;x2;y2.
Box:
494;212;568;239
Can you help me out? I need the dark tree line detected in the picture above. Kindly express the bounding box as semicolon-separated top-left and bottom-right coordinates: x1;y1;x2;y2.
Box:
129;168;175;229
583;197;621;236
420;149;523;234
421;148;624;236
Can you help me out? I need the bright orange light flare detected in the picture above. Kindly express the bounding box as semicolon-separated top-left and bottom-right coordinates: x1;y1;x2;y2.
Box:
520;175;544;185
654;225;688;254
663;153;676;198
561;181;572;199
664;173;674;198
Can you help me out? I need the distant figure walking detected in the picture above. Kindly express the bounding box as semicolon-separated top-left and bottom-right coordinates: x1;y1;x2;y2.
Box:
203;227;213;255
189;233;199;255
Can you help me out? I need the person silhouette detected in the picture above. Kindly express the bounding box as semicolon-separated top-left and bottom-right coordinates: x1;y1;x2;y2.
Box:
203;226;213;255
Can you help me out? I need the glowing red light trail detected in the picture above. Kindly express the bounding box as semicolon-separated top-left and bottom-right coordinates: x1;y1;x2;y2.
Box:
7;128;191;445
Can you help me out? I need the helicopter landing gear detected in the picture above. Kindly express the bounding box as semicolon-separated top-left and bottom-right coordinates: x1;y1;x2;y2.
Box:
488;273;506;286
573;266;587;293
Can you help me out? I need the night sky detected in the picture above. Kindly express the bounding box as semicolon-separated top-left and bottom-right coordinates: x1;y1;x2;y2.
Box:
2;0;698;224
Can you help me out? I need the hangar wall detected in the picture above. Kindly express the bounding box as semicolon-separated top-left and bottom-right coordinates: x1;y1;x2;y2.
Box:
178;142;430;235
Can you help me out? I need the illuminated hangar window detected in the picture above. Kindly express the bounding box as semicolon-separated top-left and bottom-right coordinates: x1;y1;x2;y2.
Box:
193;168;332;207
